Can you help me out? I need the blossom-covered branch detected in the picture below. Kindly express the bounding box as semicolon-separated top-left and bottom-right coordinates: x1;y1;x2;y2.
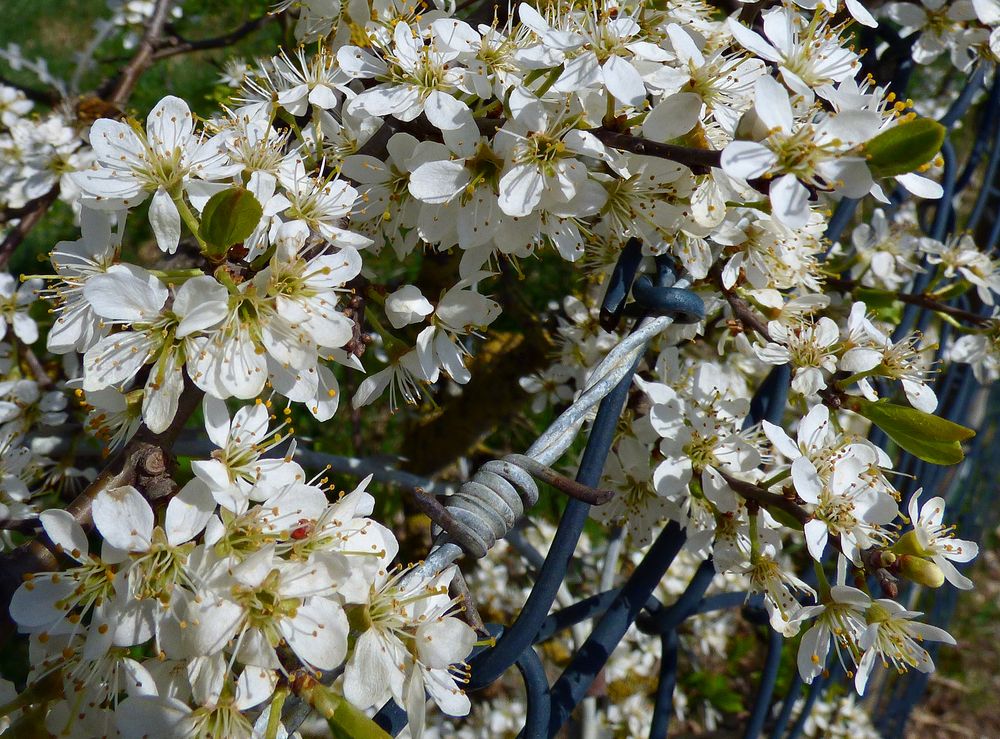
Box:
0;0;996;735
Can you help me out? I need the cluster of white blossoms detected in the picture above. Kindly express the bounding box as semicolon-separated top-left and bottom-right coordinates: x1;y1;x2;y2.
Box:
888;0;1000;69
0;0;998;734
0;86;86;214
11;467;476;737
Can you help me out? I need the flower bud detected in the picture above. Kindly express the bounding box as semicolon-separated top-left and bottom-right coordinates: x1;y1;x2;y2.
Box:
891;530;929;557
897;554;945;588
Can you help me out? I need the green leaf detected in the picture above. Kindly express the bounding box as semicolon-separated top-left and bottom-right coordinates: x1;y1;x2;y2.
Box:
930;281;971;301
325;696;391;739
865;118;946;178
199;186;262;253
854;287;898;310
769;507;807;530
853;398;975;465
851;287;904;323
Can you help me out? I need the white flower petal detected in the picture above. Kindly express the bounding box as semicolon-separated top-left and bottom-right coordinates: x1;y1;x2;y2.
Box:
642;92;702;142
280;597;349;671
149;187;182;254
897;172;944;199
721;141;777;180
165;478;216;546
498;164;544;217
408;160;470;205
423;90;471;131
804;519;829;561
770;173;812;228
601;55;646;107
754;76;794;132
415;617;476;669
84;265;168;322
92;485;154;552
146;96;194;159
40;508;88;561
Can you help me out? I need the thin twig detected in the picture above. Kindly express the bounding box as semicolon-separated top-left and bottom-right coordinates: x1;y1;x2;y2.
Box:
718;469;811;525
410;486;489;558
151;13;278;61
450;569;488;635
0;519;41;535
507;454;615;505
589;128;722;173
106;0;177;108
21;344;54;390
359;115;723;176
709;265;773;341
827;276;991;326
0;186;59;269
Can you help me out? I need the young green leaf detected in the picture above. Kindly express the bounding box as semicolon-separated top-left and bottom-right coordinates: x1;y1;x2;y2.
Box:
199;186;263;253
853;398;975;465
865;118;946;178
853;287;898;310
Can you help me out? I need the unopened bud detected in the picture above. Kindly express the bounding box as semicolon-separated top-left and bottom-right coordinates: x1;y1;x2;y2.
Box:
891;530;928;558
897;554;945;588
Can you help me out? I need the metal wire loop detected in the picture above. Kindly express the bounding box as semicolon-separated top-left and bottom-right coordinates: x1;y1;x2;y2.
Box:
629;274;705;323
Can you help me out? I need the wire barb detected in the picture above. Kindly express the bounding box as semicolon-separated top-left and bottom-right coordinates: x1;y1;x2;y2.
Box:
412;455;614;559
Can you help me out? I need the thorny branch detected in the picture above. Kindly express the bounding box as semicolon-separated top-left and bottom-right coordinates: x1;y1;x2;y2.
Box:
717;469;812;525
104;0;178;108
721;473;902;597
0;74;58;106
354;112;724;175
589;128;723;174
0;186;58;269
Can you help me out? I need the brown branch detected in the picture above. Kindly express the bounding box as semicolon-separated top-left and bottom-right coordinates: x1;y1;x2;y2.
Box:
0;193;57;223
0;185;59;269
18;340;54;390
827;276;990;326
151;13;278;61
708;264;773;341
105;0;177;108
0;518;41;535
450;568;488;635
860;546;899;598
589;128;722;174
884;292;988;325
718;469;811;525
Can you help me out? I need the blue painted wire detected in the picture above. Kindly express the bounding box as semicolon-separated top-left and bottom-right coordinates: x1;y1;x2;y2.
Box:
770;673;804;739
515;647;552;739
743;627;784;739
649;630;679;739
545;522;687;735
